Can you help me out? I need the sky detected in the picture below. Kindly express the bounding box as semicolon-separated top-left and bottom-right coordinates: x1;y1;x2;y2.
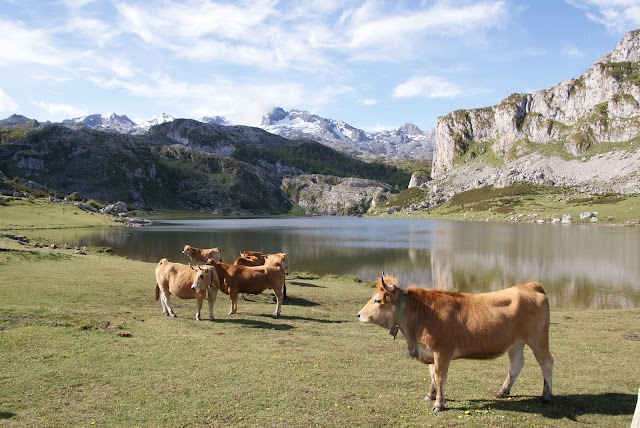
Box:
1;0;640;132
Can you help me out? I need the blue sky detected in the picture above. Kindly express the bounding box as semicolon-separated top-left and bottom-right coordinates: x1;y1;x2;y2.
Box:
1;0;640;131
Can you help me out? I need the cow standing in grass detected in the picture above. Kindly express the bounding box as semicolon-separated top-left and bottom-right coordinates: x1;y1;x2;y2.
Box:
357;275;553;412
155;258;220;320
182;245;221;265
207;260;285;316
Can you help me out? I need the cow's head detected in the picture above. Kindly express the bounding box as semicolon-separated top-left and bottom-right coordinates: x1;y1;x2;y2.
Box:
190;265;218;291
182;244;191;254
357;274;400;328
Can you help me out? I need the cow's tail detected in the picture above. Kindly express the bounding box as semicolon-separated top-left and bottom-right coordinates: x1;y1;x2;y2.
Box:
522;281;546;295
155;284;160;300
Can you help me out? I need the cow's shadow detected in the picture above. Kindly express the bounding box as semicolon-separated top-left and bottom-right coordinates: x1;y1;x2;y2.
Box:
218;318;294;331
0;412;15;420
289;280;325;289
268;314;348;324
465;392;637;420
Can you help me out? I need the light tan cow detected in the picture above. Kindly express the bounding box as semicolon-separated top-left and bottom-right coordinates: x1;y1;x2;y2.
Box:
265;252;289;276
182;244;221;265
207;261;285;316
358;275;553;412
154;258;220;320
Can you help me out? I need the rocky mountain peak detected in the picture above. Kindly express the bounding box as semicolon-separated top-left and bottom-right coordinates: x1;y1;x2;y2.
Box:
430;28;640;196
599;28;640;63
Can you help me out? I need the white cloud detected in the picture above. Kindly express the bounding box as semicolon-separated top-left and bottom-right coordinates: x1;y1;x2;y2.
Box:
342;1;510;59
0;19;67;66
358;98;377;106
566;0;640;31
393;76;463;99
0;88;19;113
34;101;87;119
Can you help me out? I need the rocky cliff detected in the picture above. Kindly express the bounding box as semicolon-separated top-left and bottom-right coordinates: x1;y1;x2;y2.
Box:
281;174;394;216
431;29;640;195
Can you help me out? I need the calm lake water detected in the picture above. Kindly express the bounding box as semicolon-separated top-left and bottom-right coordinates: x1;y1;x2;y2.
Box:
37;216;640;309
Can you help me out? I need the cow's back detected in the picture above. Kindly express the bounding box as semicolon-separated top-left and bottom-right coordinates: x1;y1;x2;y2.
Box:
405;283;549;360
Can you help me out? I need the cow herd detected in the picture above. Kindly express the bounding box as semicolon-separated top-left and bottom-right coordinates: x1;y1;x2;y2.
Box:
154;246;554;414
155;245;289;320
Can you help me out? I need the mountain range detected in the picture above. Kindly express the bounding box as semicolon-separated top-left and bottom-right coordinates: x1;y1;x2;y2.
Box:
2;29;640;218
59;108;434;162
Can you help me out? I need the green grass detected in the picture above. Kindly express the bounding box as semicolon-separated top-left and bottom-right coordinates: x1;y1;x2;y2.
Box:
0;241;638;427
0;197;120;230
377;182;640;225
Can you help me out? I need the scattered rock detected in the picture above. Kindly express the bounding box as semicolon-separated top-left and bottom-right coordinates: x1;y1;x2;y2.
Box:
100;201;128;216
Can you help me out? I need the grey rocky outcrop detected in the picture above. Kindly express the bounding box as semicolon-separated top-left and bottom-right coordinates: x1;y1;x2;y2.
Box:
431;29;640;196
281;174;394;215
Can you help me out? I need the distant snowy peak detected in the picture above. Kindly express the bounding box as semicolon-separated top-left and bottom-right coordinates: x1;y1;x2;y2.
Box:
63;113;139;133
201;115;230;126
260;107;435;161
261;107;370;143
138;113;175;131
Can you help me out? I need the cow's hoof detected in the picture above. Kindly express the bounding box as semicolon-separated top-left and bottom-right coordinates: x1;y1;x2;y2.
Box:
496;390;509;399
539;395;552;404
432;404;444;413
209;317;215;321
423;394;435;401
170;314;177;318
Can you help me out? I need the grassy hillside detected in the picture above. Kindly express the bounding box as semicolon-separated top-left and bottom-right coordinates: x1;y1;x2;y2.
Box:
376;182;640;225
232;139;411;189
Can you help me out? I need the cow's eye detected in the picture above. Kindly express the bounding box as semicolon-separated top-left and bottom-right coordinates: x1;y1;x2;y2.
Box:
374;299;382;305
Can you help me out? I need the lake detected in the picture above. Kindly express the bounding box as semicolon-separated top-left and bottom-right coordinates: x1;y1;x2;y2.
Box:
37;216;640;309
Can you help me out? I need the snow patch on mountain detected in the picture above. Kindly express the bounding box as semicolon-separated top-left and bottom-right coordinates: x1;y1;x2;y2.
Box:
260;107;434;161
138;113;175;131
63;113;139;134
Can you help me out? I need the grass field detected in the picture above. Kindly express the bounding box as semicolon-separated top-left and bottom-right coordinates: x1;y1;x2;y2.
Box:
377;183;640;225
0;240;638;427
0;197;119;230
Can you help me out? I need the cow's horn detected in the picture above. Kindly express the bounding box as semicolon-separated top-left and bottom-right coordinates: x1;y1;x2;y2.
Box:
189;263;195;271
381;272;394;293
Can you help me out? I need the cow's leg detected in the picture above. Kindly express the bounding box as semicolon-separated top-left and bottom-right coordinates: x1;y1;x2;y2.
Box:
497;342;525;398
160;290;176;318
423;363;437;401
228;289;238;315
206;286;217;321
432;352;451;412
530;343;554;403
195;295;203;321
273;287;283;316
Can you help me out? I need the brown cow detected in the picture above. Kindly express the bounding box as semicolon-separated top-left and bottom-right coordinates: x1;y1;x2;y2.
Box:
182;244;221;265
234;255;262;267
357;275;553;412
208;261;285;316
240;250;266;264
155;258;220;320
238;251;289;299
